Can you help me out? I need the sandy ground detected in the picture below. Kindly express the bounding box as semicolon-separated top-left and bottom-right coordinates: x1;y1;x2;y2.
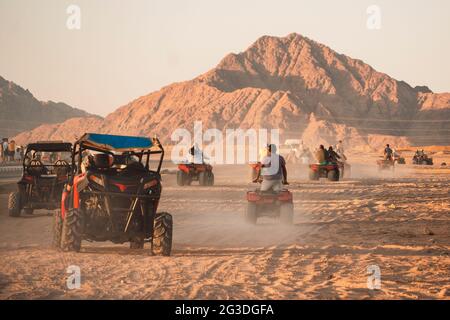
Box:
0;154;449;300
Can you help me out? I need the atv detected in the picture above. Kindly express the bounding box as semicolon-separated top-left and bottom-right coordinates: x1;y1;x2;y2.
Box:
308;163;340;181
245;163;293;225
412;154;433;166
8;141;72;217
55;133;173;256
377;158;395;171
393;154;406;164
177;163;214;186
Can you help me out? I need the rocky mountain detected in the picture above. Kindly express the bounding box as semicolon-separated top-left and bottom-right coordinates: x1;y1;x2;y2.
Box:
0;75;96;138
13;117;103;145
13;33;450;149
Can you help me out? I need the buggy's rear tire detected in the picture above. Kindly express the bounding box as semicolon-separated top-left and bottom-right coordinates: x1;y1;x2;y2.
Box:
176;170;187;186
245;202;257;225
53;210;63;249
61;208;84;252
8;192;22;217
327;169;339;182
309;169;319;181
152;212;173;256
280;203;294;225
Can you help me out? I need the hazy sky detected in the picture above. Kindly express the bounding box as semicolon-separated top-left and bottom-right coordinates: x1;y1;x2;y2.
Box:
1;0;449;116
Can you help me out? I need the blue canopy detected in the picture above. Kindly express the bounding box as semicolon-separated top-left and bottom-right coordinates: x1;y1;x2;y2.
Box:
80;133;153;151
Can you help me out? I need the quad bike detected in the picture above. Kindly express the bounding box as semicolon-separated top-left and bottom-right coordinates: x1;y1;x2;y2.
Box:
177;163;214;186
55;133;173;256
8;141;72;217
412;154;433;165
245;163;293;225
393;154;406;164
308;163;340;181
377;158;395;171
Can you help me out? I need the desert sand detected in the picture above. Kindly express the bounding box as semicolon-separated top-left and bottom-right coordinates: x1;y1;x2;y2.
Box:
0;151;449;300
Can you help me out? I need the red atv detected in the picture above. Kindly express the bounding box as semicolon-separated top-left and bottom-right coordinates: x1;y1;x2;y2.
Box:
308;163;340;181
177;163;214;186
245;163;294;225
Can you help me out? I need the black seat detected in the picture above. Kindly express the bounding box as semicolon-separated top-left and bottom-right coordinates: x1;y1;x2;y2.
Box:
27;160;47;176
118;161;146;176
93;154;113;169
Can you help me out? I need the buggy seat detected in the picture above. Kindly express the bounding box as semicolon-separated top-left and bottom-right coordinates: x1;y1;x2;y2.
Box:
26;160;47;176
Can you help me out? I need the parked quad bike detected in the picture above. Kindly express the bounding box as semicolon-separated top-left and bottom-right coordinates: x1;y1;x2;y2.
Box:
56;133;173;256
177;163;214;186
245;163;293;225
8;141;72;217
308;163;340;181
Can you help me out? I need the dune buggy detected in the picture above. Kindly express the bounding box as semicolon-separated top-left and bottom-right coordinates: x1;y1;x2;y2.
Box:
308;163;340;181
245;163;293;225
8;141;72;217
177;163;214;186
54;133;173;256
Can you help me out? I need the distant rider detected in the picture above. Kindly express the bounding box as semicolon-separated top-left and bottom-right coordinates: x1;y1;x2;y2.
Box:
384;144;393;161
335;140;347;161
189;143;208;164
327;146;341;163
315;145;328;165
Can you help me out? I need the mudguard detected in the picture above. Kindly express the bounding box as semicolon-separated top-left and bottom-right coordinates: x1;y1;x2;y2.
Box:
178;163;212;174
309;163;339;172
61;173;88;218
247;190;293;203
